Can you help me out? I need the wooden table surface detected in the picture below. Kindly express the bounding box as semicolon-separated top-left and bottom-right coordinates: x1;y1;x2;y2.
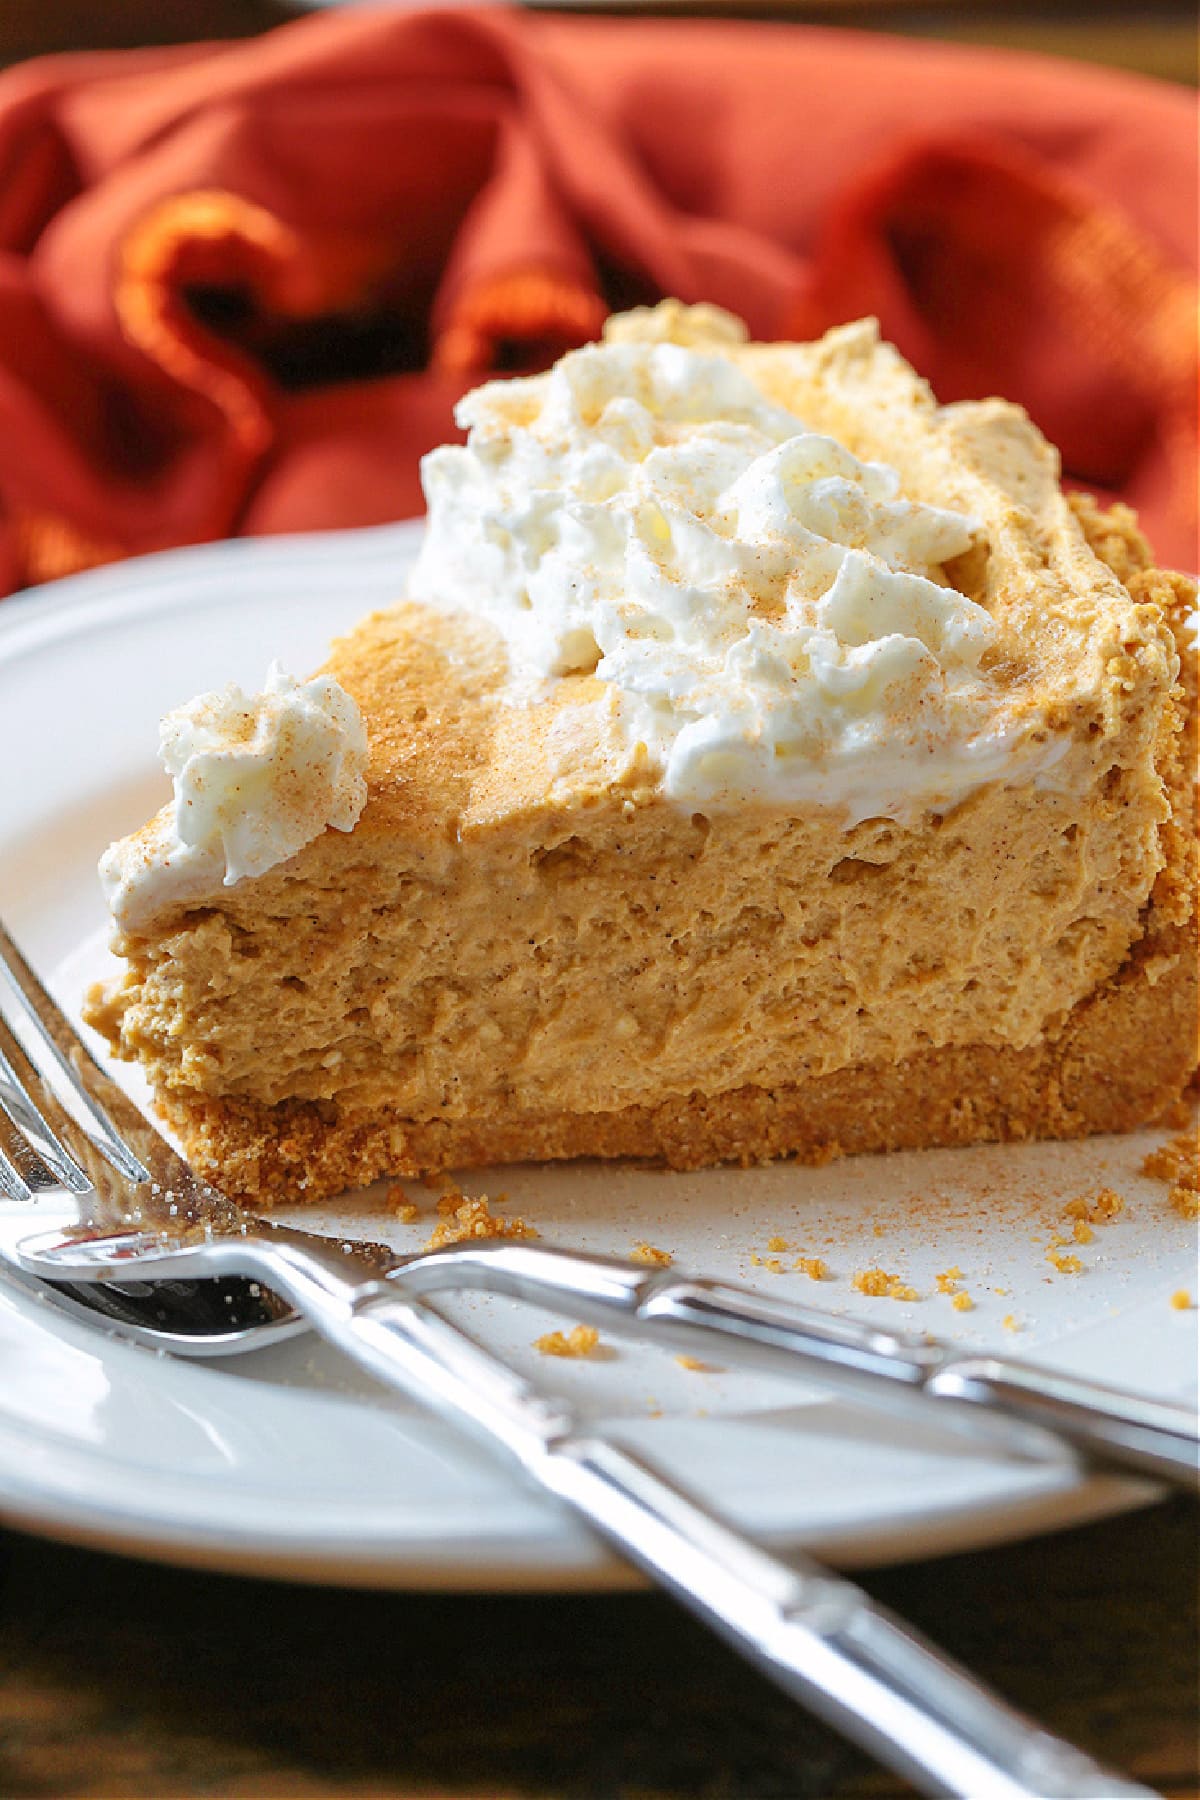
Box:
1;5;1196;1797
1;1496;1197;1798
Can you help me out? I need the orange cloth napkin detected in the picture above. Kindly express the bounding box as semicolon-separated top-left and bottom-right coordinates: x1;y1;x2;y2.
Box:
0;6;1195;596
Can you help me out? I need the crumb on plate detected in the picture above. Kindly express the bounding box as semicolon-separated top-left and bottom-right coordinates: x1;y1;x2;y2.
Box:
535;1324;600;1358
1141;1133;1197;1184
793;1256;827;1280
631;1241;673;1267
1064;1188;1126;1225
426;1194;538;1250
1142;1130;1200;1220
853;1267;918;1301
1169;1182;1200;1220
386;1185;419;1223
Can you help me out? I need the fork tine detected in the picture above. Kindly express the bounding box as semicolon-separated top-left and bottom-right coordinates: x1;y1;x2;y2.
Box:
0;921;149;1186
0;1036;90;1193
0;1136;34;1203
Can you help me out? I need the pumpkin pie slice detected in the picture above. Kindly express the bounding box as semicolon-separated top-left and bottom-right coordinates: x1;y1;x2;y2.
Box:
88;303;1197;1203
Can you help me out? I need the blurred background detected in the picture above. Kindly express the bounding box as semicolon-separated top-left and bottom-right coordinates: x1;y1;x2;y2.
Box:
3;0;1196;82
0;0;1194;594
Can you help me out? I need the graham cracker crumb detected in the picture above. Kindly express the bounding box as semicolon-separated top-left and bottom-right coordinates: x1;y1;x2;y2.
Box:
631;1242;673;1267
1170;1290;1193;1310
1064;1189;1126;1225
1142;1132;1199;1219
935;1265;976;1309
535;1324;600;1358
1092;1187;1125;1222
853;1267;918;1301
852;1267;892;1297
1169;1181;1199;1220
675;1354;718;1372
767;1235;789;1253
1047;1250;1084;1275
1002;1313;1022;1332
426;1194;538;1249
386;1183;420;1224
793;1256;827;1280
1072;1219;1094;1244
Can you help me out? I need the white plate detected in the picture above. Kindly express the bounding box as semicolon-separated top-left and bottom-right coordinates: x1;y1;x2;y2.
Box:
0;527;1195;1590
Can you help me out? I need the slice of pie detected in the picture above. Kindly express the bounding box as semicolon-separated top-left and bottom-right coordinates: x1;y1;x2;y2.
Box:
87;302;1198;1204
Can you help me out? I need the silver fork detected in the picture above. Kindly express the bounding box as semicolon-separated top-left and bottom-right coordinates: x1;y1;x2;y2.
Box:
0;919;1166;1799
3;919;1196;1489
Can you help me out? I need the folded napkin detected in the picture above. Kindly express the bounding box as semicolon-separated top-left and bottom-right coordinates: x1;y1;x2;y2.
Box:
0;5;1194;594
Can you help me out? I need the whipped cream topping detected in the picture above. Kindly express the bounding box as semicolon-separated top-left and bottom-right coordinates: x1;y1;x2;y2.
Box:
411;331;1043;819
102;665;368;927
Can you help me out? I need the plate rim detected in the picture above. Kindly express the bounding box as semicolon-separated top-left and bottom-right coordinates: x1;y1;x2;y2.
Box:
0;1281;1157;1591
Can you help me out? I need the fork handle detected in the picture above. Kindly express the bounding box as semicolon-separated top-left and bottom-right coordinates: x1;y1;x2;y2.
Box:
252;1242;1154;1800
395;1241;1200;1489
924;1357;1199;1490
640;1281;1199;1489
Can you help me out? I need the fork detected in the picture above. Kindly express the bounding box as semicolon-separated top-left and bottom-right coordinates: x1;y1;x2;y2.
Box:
3;916;1196;1489
0;918;1165;1798
18;1200;1200;1486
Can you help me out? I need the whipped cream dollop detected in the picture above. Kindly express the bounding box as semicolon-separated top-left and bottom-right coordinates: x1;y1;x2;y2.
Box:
410;330;1034;819
102;665;368;926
